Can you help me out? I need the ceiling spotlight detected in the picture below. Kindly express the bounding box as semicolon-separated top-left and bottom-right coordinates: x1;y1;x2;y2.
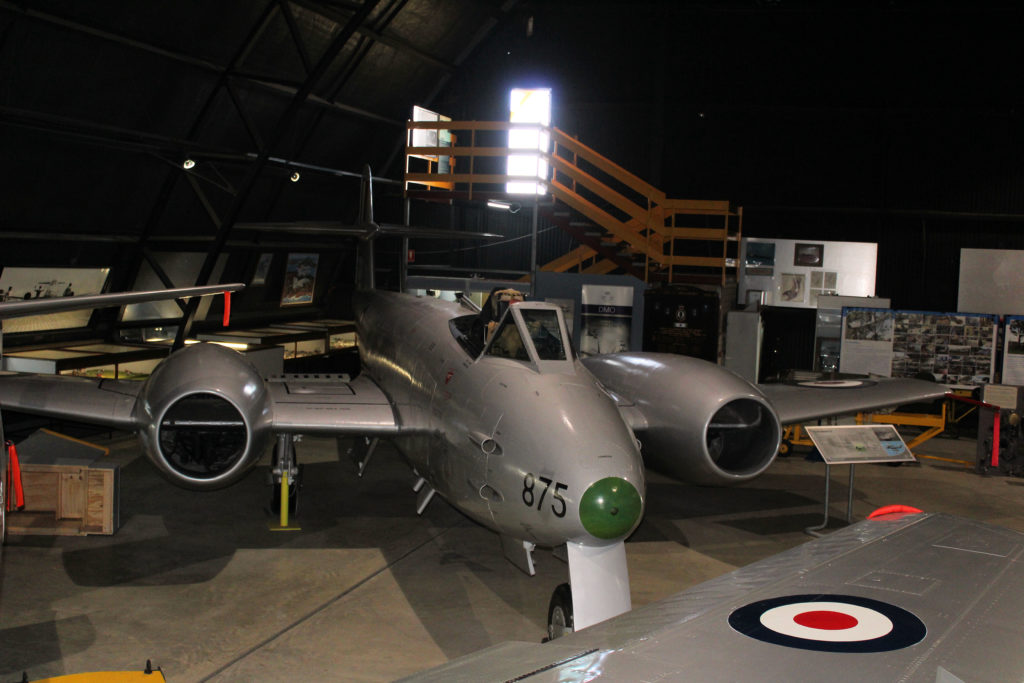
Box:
182;158;196;170
290;171;301;182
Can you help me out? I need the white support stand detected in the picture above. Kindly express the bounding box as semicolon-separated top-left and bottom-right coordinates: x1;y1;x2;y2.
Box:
566;541;631;631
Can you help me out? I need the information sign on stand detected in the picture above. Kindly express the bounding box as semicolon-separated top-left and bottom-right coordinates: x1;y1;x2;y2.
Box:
802;425;914;537
805;424;916;465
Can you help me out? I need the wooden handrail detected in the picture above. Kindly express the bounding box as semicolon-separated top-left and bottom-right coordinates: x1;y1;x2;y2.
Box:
404;119;740;284
551;128;665;202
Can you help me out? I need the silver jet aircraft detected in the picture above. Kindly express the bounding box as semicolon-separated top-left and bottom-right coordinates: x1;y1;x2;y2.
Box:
0;168;949;634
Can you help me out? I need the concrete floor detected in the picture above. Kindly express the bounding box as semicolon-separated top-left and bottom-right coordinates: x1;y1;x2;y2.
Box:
1;429;1022;681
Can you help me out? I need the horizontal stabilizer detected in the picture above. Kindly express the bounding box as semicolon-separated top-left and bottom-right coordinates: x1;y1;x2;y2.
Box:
234;221;500;241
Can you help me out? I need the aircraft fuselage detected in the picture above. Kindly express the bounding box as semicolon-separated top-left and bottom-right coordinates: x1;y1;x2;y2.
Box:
353;290;645;548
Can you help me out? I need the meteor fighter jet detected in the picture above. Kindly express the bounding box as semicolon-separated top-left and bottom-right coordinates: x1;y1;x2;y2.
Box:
0;169;948;633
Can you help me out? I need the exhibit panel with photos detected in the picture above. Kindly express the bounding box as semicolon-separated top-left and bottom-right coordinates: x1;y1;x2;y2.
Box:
840;307;997;383
739;238;877;309
579;284;633;356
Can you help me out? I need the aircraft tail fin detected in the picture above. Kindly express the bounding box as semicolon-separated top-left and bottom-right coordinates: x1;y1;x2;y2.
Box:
354;165;378;290
353;165;500;291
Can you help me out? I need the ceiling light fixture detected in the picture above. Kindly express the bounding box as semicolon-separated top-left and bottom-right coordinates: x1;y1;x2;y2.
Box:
182;159;196;170
290;172;301;182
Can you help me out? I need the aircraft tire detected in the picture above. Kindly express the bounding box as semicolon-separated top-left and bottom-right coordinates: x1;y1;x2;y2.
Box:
547;583;574;641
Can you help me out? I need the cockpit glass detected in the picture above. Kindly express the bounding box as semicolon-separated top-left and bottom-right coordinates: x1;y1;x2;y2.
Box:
520;309;567;361
486;317;531;361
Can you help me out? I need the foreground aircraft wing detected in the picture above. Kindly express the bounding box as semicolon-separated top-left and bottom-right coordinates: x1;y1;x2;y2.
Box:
403;513;1024;682
756;378;948;425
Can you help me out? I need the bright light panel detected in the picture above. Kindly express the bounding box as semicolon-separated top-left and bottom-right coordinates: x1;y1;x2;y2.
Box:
507;88;551;194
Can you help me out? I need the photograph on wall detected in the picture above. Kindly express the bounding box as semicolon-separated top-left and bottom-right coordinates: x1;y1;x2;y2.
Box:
809;270;839;306
744;241;775;276
779;273;805;303
280;253;318;306
251;253;274;286
794;243;824;267
0;266;110;333
579;284;632;356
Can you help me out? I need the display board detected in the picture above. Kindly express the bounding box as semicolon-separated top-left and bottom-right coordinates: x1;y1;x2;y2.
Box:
958;248;1024;315
1003;316;1024;385
805;424;915;465
840;308;997;383
579;284;633;356
739;238;876;309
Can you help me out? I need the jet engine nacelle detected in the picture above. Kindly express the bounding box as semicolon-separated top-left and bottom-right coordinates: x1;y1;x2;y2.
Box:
134;343;274;490
583;353;780;486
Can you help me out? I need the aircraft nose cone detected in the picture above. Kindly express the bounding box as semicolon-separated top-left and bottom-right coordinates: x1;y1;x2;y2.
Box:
579;477;642;540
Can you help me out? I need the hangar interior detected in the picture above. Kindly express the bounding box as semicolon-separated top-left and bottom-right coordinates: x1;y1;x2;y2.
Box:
2;1;1024;680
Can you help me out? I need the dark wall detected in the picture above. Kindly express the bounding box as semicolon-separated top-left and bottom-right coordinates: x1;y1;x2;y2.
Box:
435;2;1024;312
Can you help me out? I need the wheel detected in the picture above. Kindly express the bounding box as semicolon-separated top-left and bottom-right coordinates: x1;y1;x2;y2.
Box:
778;439;792;457
547;583;574;641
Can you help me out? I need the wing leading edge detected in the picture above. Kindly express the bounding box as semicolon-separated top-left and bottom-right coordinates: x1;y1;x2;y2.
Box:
0;372;141;430
757;378;948;425
403;513;1024;682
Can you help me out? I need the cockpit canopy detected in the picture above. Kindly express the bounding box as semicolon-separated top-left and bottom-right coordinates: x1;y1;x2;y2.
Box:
450;295;573;370
487;307;567;361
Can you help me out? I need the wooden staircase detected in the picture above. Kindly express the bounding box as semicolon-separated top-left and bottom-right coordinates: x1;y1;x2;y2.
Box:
404;120;741;285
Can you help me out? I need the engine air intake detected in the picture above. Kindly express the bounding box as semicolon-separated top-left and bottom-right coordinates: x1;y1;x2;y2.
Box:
707;399;778;475
159;393;248;478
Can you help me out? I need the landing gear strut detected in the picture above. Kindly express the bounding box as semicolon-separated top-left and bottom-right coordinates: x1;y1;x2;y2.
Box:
269;434;303;531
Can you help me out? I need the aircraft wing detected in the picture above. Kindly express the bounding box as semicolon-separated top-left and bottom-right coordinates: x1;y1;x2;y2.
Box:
266;373;405;435
235;221;502;241
757;378;949;425
0;370;409;436
0;372;141;430
402;513;1024;682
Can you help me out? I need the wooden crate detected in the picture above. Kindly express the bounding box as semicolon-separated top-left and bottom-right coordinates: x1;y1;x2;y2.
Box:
8;462;118;536
7;430;119;536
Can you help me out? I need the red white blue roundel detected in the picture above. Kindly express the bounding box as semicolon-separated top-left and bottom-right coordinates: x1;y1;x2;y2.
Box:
728;594;926;652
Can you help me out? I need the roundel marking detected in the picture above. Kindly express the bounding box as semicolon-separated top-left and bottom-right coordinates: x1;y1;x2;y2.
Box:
796;379;876;389
728;594;926;653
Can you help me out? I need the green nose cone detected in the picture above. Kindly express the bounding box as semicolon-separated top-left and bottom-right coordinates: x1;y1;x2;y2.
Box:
579;477;642;540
